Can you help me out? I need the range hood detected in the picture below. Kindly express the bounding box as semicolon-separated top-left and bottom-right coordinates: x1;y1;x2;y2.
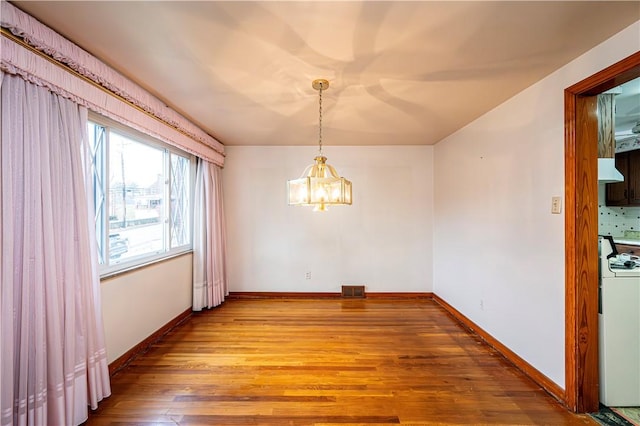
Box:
598;158;624;183
598;94;624;183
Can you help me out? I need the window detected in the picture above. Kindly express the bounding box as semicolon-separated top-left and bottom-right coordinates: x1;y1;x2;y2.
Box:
88;116;193;273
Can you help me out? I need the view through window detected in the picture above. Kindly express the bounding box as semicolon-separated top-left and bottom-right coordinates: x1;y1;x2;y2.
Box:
88;118;192;272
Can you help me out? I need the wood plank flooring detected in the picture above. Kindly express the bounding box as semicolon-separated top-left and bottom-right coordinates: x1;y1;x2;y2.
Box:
85;298;595;425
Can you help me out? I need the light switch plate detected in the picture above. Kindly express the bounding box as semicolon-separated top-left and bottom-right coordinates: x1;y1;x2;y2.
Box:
551;196;562;214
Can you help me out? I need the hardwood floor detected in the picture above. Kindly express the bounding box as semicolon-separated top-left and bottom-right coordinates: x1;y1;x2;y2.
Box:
86;298;595;425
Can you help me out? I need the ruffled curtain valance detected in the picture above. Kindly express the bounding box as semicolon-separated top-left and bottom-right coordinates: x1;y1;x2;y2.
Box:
0;1;224;166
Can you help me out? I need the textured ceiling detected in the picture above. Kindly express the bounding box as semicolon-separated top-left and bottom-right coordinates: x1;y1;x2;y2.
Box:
10;1;640;147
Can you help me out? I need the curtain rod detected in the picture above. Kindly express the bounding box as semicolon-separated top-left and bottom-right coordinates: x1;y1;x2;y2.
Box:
0;27;222;156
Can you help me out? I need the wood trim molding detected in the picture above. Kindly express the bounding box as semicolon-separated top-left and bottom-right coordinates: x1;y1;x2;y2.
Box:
566;52;640;94
228;292;341;299
365;292;433;299
564;87;580;412
564;51;640;412
227;292;433;299
108;308;192;376
432;294;566;404
566;94;600;413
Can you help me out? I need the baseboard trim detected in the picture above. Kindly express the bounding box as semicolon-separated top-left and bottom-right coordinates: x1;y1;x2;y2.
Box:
228;292;341;299
227;291;434;299
366;292;433;299
431;294;566;405
108;308;192;376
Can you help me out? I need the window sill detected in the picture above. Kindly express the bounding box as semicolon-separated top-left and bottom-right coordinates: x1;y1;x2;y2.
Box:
100;250;193;282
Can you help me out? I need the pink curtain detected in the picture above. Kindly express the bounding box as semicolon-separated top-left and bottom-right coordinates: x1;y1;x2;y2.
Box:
1;73;111;426
193;159;228;310
1;1;225;166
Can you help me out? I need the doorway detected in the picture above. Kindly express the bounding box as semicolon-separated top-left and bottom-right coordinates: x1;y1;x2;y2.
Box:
564;51;640;413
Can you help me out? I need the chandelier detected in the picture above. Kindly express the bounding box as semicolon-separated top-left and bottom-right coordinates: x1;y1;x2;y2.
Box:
287;79;352;212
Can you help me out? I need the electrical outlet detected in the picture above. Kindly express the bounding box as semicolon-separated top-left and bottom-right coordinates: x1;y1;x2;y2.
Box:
551;196;562;214
305;272;311;280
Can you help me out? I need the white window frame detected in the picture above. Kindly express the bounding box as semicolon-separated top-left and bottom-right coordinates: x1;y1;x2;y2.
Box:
88;113;195;276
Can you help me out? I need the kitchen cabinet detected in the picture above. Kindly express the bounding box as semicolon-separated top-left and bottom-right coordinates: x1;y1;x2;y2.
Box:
606;150;640;206
616;243;640;255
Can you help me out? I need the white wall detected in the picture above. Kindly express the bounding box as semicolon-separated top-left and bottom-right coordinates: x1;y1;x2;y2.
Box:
433;21;640;388
100;254;193;363
223;146;434;293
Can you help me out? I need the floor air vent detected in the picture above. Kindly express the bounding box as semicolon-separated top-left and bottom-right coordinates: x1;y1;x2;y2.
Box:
342;285;365;298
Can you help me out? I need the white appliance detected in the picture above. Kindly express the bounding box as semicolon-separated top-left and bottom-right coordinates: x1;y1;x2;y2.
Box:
598;236;640;406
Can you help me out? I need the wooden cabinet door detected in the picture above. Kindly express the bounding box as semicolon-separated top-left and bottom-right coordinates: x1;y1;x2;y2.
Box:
628;150;640;205
606;152;630;205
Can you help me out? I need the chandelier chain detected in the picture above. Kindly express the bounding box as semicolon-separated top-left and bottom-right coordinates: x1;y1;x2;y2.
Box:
318;83;323;156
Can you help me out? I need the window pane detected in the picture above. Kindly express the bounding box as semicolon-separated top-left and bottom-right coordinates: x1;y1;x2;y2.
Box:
88;114;193;273
88;122;107;264
170;153;190;247
108;132;165;263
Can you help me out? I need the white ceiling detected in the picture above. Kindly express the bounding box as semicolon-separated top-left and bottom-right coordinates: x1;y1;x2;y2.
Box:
10;1;640;147
614;78;640;136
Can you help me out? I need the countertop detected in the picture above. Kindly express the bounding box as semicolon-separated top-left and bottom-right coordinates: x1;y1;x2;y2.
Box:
615;238;640;246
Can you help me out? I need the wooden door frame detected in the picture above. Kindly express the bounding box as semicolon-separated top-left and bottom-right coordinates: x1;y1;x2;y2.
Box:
564;51;640;413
